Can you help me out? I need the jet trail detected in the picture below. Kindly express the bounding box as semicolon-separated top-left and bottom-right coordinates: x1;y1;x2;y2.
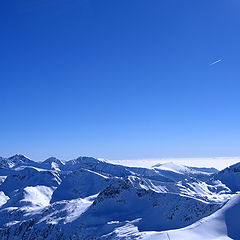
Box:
210;59;222;65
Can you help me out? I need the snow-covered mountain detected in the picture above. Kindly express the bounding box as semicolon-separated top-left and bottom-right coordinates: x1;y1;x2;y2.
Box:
0;154;238;239
41;157;66;171
0;154;36;169
213;162;240;192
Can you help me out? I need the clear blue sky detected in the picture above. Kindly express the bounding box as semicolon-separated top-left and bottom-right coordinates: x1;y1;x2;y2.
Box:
1;0;240;161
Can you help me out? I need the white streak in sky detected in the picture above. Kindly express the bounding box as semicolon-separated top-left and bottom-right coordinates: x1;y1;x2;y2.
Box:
210;59;222;66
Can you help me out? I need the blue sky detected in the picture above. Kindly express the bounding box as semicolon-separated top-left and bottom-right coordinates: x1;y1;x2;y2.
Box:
1;0;240;161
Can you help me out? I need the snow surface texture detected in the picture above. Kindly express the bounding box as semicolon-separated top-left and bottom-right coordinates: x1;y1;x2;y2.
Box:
0;154;238;239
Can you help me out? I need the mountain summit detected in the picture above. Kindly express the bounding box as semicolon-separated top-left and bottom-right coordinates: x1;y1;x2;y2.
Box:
0;154;34;168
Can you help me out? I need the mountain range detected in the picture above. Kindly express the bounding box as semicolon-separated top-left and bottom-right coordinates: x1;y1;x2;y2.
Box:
0;154;239;239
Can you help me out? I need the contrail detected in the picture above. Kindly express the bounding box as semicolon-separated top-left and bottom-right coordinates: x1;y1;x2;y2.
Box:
210;59;222;65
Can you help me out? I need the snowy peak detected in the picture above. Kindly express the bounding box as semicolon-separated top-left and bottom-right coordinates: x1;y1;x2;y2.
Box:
0;154;35;169
66;156;104;167
214;162;240;192
41;157;65;171
43;157;65;164
8;154;30;160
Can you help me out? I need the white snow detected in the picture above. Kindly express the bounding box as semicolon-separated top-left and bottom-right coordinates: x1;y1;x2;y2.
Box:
20;186;55;208
0;191;9;207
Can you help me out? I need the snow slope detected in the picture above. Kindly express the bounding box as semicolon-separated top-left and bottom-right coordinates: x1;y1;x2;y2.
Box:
51;168;114;202
138;193;240;240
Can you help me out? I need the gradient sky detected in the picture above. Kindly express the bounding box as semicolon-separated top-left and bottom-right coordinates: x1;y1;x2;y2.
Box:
1;0;240;161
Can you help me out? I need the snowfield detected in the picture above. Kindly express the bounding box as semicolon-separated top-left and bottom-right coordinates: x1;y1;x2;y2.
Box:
0;154;239;239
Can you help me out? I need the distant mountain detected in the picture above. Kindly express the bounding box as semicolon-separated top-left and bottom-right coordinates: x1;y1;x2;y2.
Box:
41;157;65;171
0;154;36;169
152;162;218;181
0;154;237;239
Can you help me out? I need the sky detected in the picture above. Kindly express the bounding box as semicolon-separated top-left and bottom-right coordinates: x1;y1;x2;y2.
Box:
1;0;240;161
